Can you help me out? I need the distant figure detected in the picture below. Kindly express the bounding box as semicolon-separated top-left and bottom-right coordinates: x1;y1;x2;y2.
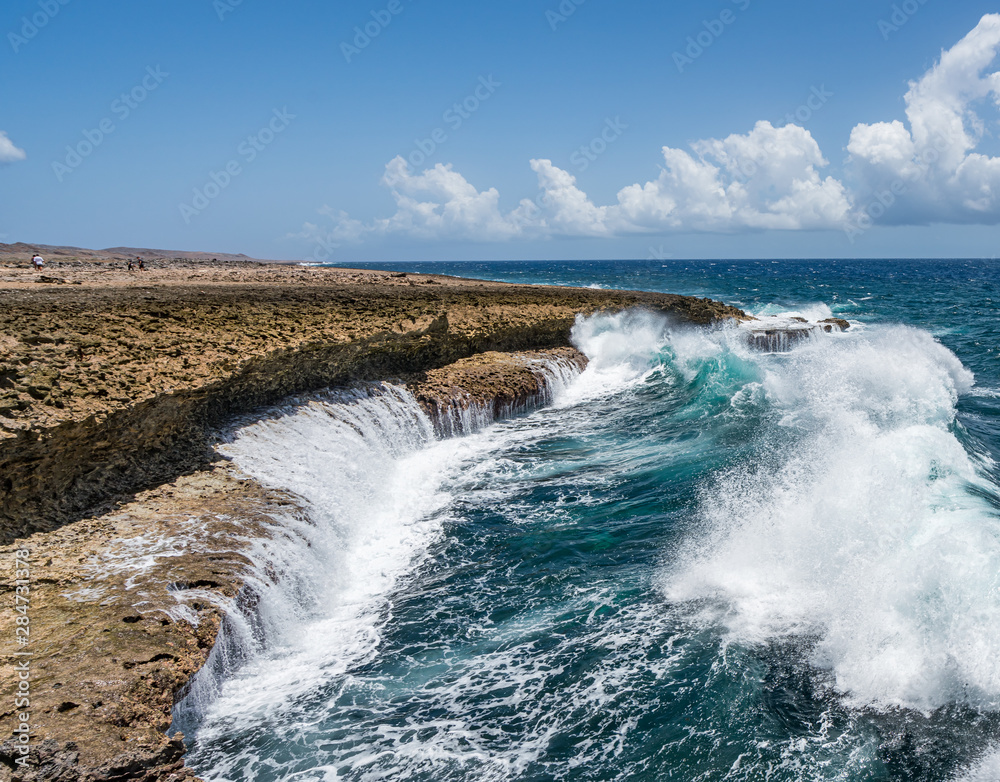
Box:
137;257;145;271
127;259;135;271
31;253;44;271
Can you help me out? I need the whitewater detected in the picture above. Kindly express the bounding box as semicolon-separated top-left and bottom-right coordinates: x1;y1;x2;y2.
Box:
176;259;1000;781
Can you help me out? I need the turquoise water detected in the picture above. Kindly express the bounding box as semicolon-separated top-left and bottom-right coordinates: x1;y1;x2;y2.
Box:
180;260;1000;781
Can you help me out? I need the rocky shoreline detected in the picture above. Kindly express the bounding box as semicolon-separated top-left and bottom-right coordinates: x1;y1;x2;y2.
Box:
0;259;747;781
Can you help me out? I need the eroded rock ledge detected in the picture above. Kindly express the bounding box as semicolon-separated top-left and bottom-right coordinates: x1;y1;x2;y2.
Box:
412;347;586;436
0;262;746;781
0;465;296;782
0;264;745;544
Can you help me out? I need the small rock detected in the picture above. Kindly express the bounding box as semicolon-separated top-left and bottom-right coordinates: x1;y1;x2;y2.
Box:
819;317;850;331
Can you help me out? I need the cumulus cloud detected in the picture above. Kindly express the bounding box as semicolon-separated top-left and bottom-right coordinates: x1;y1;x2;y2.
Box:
301;155;614;245
616;121;851;231
304;14;1000;245
314;124;849;244
512;159;612;237
0;132;26;164
846;13;1000;226
371;156;517;241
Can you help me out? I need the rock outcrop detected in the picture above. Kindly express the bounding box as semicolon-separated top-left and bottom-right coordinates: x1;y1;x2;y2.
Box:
742;315;850;352
0;347;590;782
0;466;292;782
410;347;586;436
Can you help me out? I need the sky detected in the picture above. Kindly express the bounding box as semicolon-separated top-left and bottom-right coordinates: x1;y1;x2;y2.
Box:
3;0;1000;261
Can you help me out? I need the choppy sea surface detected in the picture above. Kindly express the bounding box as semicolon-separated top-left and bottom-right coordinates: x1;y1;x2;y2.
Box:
177;259;1000;781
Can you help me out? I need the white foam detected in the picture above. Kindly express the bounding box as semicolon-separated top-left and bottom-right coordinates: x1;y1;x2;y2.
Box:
752;302;835;321
565;309;675;405
969;386;1000;399
953;747;1000;781
177;386;463;732
432;353;581;437
661;324;1000;712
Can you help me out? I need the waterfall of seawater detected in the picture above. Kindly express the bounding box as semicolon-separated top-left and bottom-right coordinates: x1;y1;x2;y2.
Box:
172;360;583;740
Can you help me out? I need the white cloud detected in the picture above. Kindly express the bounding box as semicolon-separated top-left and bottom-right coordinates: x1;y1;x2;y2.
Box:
512;159;612;236
0;132;26;164
309;156;612;243
305;14;1000;245
616;121;851;231
317;124;849;244
372;156;517;241
847;13;1000;224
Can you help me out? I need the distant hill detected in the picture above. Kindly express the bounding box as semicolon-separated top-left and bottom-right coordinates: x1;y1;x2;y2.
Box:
0;242;278;263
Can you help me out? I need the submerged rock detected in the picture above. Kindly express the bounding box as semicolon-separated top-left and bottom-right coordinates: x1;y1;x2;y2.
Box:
819;317;851;332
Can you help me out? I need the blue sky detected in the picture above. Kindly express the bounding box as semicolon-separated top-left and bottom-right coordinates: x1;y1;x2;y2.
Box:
3;0;1000;261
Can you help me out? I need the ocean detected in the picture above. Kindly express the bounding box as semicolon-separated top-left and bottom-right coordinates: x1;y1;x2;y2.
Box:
175;259;1000;781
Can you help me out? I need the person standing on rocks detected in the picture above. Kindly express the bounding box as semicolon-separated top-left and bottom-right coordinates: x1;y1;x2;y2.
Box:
31;253;44;271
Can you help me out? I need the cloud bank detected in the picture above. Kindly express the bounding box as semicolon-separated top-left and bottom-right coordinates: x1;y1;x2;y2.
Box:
0;132;26;164
307;14;1000;246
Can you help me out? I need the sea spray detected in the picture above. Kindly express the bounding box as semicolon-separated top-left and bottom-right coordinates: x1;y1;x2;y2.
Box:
271;258;1000;781
661;324;1000;712
564;309;677;406
177;301;1000;781
953;747;1000;782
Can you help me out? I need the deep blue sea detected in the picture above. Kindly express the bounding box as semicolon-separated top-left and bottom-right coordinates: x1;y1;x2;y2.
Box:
178;259;1000;781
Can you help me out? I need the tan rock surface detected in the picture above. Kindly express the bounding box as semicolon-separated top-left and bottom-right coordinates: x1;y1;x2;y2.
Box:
0;464;292;781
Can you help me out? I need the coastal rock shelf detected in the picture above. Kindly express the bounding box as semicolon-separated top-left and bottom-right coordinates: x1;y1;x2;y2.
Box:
0;263;745;544
0;260;746;782
0;351;580;782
